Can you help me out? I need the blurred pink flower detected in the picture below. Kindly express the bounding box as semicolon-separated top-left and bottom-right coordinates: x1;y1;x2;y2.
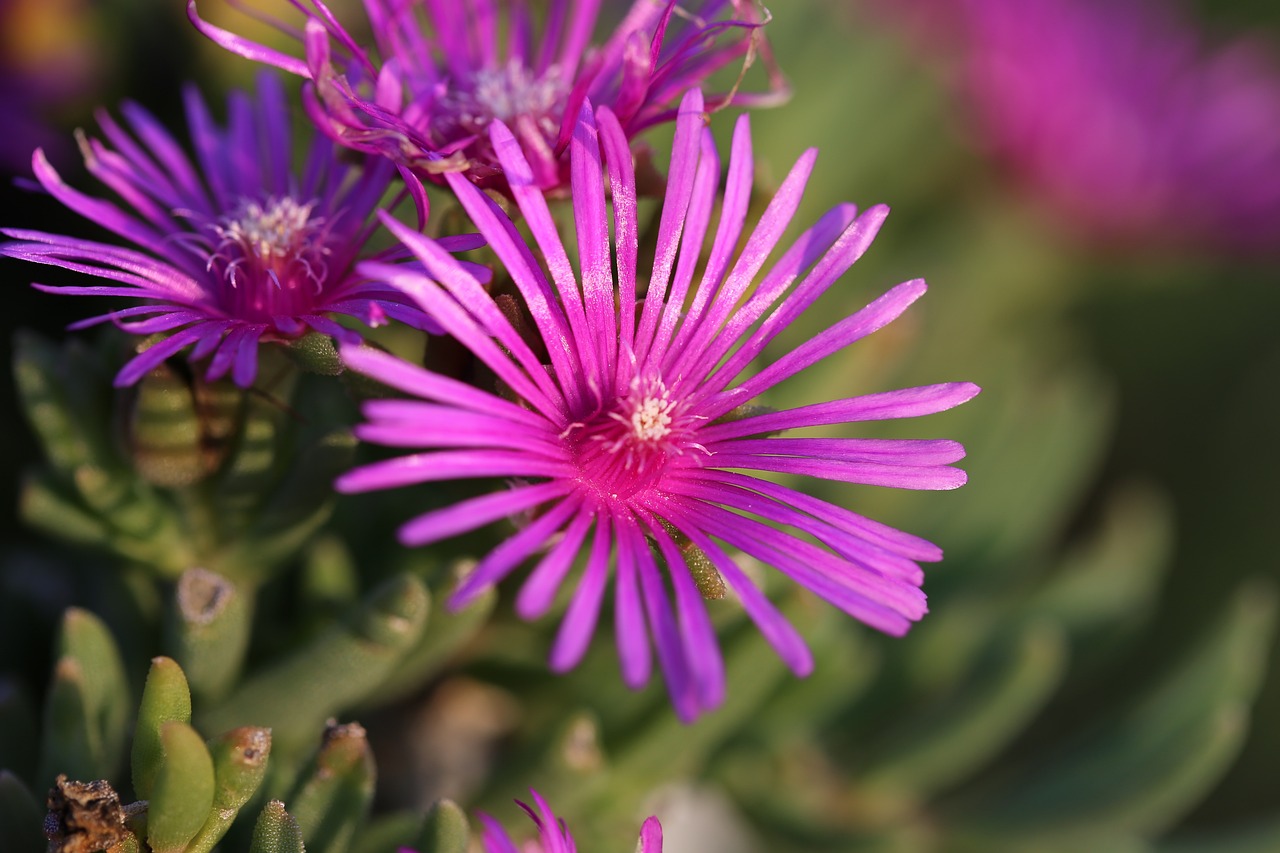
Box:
189;0;786;192
896;0;1280;252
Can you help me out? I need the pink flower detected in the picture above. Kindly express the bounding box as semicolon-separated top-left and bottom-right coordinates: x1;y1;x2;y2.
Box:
461;790;661;853
337;90;978;721
901;0;1280;251
1;74;472;387
188;0;786;191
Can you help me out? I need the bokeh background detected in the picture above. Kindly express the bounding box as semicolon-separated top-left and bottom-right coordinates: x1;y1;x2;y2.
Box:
2;1;1278;850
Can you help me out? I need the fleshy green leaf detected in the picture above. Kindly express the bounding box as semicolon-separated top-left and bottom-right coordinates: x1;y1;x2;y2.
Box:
413;799;470;853
200;574;428;751
132;657;193;800
288;722;376;853
250;801;306;853
38;609;130;786
165;567;254;703
147;721;216;853
185;726;273;853
954;583;1276;839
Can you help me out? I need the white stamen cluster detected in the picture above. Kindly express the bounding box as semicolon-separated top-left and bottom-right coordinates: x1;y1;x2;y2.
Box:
624;391;677;443
211;196;327;291
436;59;567;141
216;196;317;264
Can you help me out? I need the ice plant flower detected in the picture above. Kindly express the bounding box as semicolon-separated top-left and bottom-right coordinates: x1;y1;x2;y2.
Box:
904;0;1280;251
337;90;979;721
434;790;662;853
1;73;464;388
188;0;786;191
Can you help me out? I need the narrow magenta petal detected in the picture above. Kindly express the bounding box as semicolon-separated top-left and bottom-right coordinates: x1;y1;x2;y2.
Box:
644;514;725;711
651;498;814;676
336;450;570;493
706;279;929;418
340;344;545;427
399;481;571;548
549;514;613;672
634;88;705;366
449;495;584;607
516;508;596;619
698;383;983;441
639;817;664;853
613;521;652;689
631;519;698;722
113;325;210;387
187;0;311;77
708;451;969;491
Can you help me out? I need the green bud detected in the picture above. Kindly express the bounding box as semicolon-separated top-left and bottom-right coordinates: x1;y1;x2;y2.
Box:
289;721;375;853
414;799;470;853
132;657;192;800
184;727;273;853
126;360;211;488
250;801;305;853
146;722;216;853
655;518;725;600
285;331;343;375
167;568;253;702
39;609;130;786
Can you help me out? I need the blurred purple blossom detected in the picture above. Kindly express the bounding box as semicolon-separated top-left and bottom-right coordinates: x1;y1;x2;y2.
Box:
188;0;787;192
336;90;977;721
891;0;1280;252
0;0;103;173
451;789;661;852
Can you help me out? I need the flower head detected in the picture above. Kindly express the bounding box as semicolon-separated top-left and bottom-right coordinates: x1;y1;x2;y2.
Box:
337;90;978;721
189;0;786;191
905;0;1280;251
401;790;660;853
1;73;463;388
466;790;662;853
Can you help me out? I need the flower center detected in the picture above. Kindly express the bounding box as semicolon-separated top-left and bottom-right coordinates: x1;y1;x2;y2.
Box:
434;59;567;149
565;377;705;501
208;196;330;322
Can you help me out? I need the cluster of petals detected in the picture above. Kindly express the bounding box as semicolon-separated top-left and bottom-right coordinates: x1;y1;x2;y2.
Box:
898;0;1280;251
0;73;466;388
336;89;978;721
189;0;787;191
454;790;661;853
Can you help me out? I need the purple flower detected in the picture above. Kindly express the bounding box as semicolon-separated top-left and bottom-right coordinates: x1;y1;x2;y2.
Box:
188;0;786;192
1;74;468;388
912;0;1280;251
455;790;661;853
337;90;978;721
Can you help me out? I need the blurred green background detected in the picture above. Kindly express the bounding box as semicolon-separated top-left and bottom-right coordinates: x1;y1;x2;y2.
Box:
1;0;1278;850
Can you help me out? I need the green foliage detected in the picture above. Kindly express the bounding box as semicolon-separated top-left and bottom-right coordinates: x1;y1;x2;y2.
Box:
147;723;216;853
132;657;193;801
12;333;353;585
250;801;306;853
38;609;130;788
199;573;429;756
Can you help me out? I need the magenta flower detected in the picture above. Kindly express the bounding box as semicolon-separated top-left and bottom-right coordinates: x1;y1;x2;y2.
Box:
188;0;786;191
924;0;1280;251
456;790;661;853
1;74;469;388
337;90;978;721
